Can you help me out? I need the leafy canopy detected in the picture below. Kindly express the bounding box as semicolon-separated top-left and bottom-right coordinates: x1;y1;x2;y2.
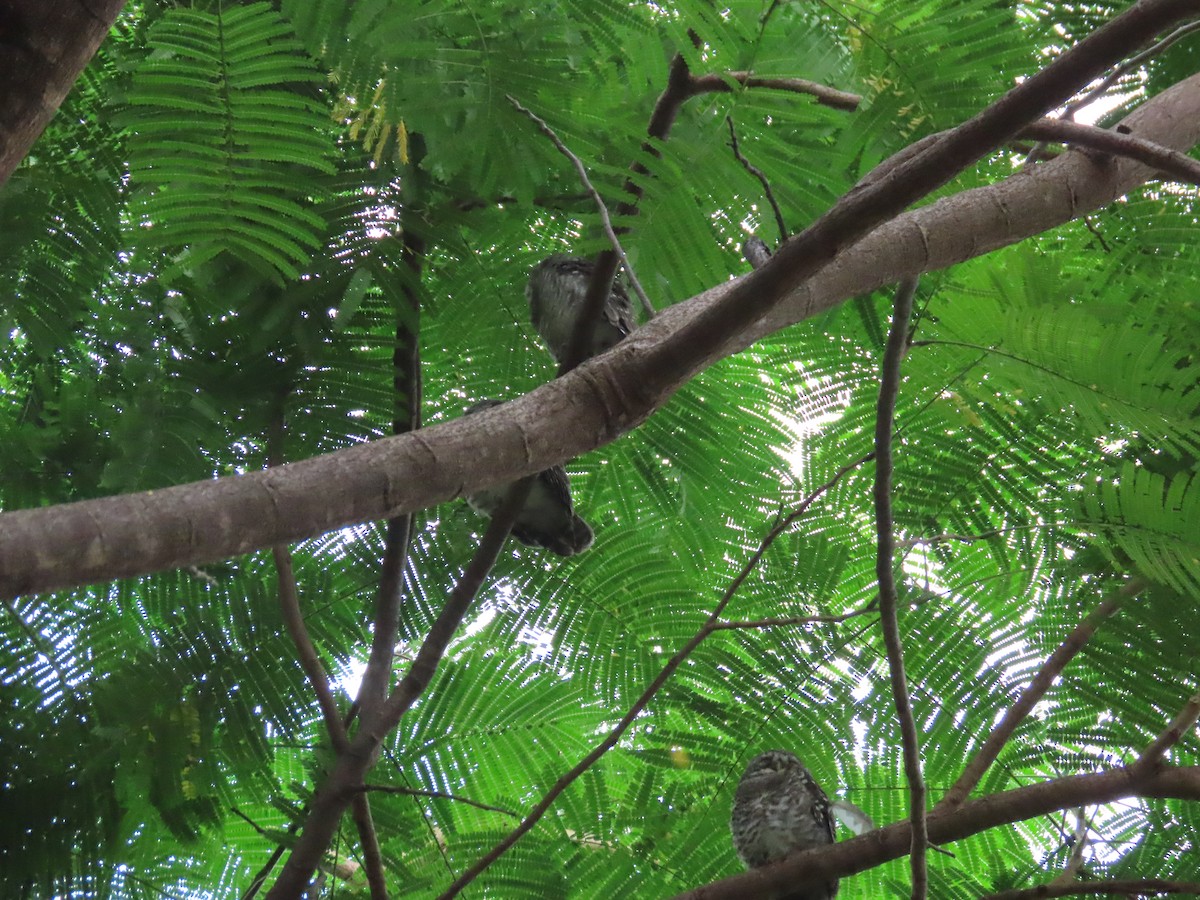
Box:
1;0;1199;897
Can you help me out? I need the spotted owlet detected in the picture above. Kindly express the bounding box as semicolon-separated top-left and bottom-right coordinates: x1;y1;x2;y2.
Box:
462;400;594;556
526;255;634;365
730;750;838;900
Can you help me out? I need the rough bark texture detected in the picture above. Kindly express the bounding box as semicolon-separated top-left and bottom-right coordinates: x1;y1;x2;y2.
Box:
0;0;126;185
1;74;1199;601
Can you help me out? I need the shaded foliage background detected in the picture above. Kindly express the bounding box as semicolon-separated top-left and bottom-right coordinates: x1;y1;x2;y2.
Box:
1;0;1198;897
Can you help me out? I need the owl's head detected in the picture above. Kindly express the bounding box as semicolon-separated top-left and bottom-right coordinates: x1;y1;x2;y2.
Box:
742;749;807;780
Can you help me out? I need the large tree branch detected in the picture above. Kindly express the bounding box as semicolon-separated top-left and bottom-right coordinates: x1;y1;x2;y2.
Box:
4;22;1200;602
668;766;1200;900
0;0;127;185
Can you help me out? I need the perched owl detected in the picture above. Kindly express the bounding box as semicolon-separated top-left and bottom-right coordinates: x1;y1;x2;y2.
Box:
462;400;594;556
730;750;839;900
526;255;634;365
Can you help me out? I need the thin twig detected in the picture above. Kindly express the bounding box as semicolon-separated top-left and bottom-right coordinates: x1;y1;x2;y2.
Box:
938;577;1149;810
1019;118;1200;185
726;116;788;243
1133;689;1200;774
981;879;1200;899
433;454;874;899
874;277;927;898
687;71;862;111
358;785;520;818
507;95;654;320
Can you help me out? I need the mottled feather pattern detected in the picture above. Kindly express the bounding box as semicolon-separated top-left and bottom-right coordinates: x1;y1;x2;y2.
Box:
526;255;633;364
462;400;594;556
731;750;839;900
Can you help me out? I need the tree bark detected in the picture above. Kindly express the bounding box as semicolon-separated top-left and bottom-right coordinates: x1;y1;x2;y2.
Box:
0;0;126;185
1;73;1199;601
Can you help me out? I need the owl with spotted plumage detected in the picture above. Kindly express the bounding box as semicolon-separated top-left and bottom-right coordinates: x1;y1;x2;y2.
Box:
730;750;839;900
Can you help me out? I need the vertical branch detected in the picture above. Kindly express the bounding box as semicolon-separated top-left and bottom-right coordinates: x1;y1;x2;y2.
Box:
357;221;425;727
873;276;927;898
268;395;390;900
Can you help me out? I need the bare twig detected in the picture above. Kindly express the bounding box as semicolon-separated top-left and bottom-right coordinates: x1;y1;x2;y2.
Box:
507;95;654;320
1019;118;1200;185
938;577;1149;810
727;116;788;244
433;454;874;899
873;277;927;898
358;785;520;818
1133;690;1200;774
981;879;1200;899
687;71;862;111
1065;18;1200;122
264;477;533;898
665;765;1200;900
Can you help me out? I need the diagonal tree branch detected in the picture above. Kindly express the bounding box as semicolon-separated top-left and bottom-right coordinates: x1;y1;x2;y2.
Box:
687;71;861;111
667;765;1200;900
0;0;128;185
1019;118;1200;184
1132;689;1200;775
433;454;875;899
981;879;1200;899
4;8;1200;601
938;576;1148;811
561;51;695;373
873;277;927;898
507;94;654;318
268;402;389;900
264;475;533;898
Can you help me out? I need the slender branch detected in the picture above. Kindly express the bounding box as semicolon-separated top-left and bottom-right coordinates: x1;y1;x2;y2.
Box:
264;477;533;898
686;71;862;111
873;277;926;898
358;785;520;818
726;116;788;243
561;51;695;373
938;577;1149;810
356;222;425;728
1133;690;1200;774
272;547;347;749
433;454;874;899
1019;118;1200;185
1064;18;1200;122
666;765;1200;900
982;880;1200;899
507;94;653;319
268;400;389;900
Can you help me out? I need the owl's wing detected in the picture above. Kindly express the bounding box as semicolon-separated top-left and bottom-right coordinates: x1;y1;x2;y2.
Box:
606;277;635;336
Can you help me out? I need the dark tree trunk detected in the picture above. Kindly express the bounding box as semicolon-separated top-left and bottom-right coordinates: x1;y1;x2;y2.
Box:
0;0;126;185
